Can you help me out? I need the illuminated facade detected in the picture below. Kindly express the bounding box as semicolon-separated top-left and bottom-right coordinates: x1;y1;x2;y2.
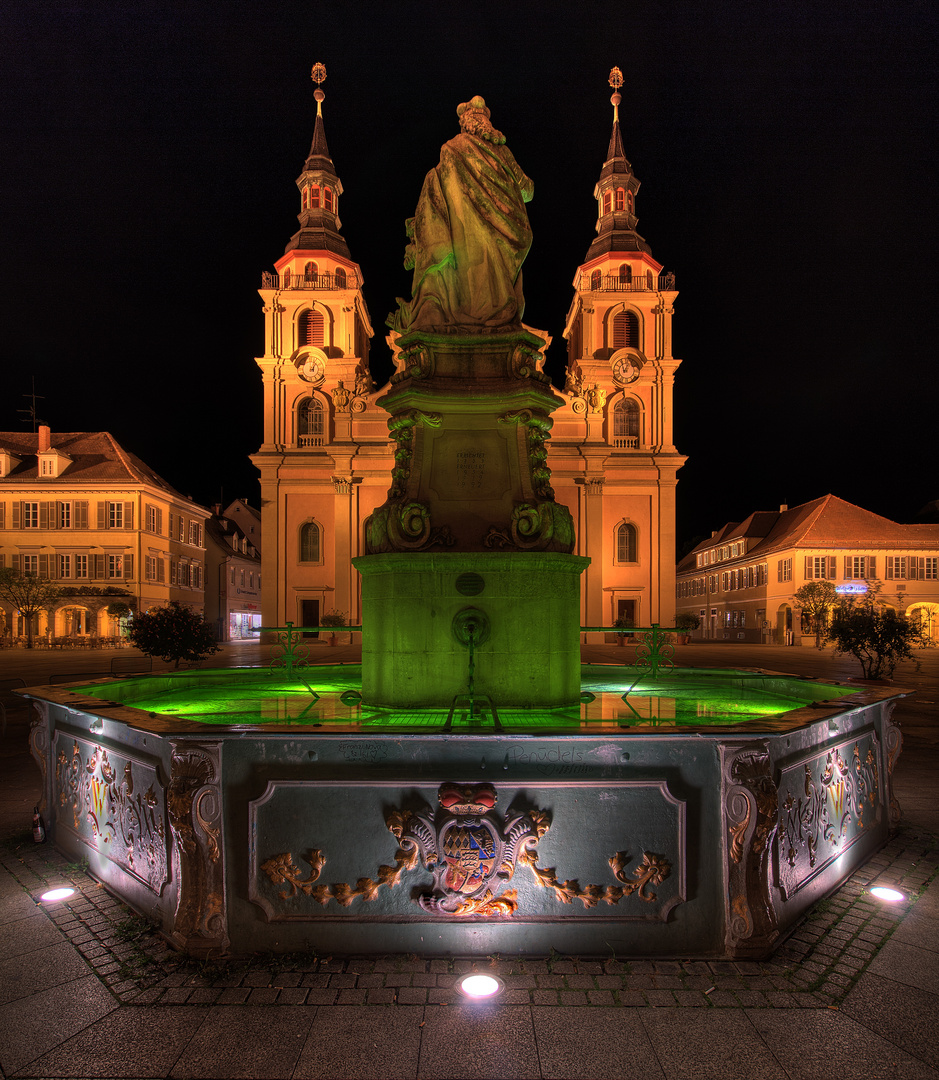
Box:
675;494;939;644
0;428;209;642
203;506;262;641
254;82;683;634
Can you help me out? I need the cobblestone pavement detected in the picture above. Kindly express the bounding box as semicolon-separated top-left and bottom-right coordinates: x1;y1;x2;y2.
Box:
3;820;935;1011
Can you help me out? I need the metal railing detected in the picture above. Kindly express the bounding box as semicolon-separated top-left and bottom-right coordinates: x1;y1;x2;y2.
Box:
579;272;675;293
261;271;358;291
581;624;679;677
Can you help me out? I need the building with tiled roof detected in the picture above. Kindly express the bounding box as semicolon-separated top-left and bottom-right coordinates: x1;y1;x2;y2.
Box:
675;495;939;645
0;427;210;643
204;506;262;641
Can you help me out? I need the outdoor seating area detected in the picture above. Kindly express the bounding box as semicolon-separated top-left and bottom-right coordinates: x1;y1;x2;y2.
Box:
0;635;131;649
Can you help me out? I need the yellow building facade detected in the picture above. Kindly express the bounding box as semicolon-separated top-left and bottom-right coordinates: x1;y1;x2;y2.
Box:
253;82;684;636
0;428;210;643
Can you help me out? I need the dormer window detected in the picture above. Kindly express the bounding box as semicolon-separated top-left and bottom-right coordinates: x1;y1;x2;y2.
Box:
37;449;71;478
0;449;23;477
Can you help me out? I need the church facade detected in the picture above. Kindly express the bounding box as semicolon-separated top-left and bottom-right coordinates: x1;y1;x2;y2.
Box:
252;78;684;637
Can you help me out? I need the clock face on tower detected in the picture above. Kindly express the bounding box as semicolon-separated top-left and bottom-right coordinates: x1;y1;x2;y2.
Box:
298;355;325;384
612;356;640;385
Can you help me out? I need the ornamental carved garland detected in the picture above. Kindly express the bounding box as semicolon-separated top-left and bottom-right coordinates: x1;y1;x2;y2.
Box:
261;783;671;918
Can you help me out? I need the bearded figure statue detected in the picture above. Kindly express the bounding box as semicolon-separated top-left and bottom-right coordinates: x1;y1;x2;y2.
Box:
390;96;534;334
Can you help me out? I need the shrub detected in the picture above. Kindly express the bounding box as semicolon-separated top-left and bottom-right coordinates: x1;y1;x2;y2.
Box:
128;601;219;669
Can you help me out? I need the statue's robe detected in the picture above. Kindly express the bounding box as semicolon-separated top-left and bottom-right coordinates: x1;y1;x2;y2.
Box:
398;132;533;332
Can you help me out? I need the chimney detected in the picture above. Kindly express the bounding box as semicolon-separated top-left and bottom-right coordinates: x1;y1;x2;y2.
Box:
38;425;51;452
779;504;788;512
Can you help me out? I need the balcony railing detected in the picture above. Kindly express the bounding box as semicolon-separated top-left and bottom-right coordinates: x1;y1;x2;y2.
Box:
612;436;639;449
298;434;325;448
580;272;675;293
261;271;359;291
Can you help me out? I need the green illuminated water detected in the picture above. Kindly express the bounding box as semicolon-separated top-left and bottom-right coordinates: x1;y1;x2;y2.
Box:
69;665;855;732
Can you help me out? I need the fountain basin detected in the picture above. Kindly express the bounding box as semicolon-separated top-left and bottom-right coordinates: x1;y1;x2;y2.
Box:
22;666;906;958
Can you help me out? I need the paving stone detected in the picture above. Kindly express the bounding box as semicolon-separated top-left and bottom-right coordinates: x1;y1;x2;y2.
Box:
595;975;622;989
306;988;339;1004
532;989;558;1005
188;988;222;1004
216;987;251;1004
412;972;437;987
536;974;565;988
161;987;192;1003
242;969;274;987
271;971;302;987
366;987;396;1004
565;974;596;989
653;974;682;989
354;972;385;988
383;972;413;986
501;988;532;1005
552;961;578;973
673;990;708;1006
329;972;358;988
300;972;330;987
397;986;427;1004
429;958;450;973
706;990;739;1007
587;989;615;1006
735;990;769;1007
645;989;677;1007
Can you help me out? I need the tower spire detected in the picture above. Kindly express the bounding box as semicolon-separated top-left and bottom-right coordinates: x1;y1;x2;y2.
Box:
583;66;651;261
284;62;351;258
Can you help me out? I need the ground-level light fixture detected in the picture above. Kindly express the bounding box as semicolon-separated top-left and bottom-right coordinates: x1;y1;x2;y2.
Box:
39;887;76;903
457;973;504;1000
868;885;906;903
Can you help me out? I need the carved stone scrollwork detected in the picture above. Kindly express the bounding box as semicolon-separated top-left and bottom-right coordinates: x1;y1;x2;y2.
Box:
367;500;455;554
390;343;434;384
386;410;442;499
167;741;228;956
498;408;555;499
509;341;549;382
883;701;903;829
28;704;50;816
483;501;575;553
721;743;780;957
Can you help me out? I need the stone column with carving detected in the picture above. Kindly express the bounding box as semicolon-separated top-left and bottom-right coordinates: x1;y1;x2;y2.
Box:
720;742;780;958
167;741;229;956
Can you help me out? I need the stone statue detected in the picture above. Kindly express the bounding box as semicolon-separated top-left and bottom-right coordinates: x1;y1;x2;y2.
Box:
390;95;534;334
587;385;606;414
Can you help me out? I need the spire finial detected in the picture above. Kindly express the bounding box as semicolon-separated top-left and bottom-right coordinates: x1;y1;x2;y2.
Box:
609;66;623;123
311;61;326;117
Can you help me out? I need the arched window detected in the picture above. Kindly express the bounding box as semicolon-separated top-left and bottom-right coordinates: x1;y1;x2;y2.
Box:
310;185;320;208
611;310;639;349
334;267;346;289
299;521;320;563
602;191;612;215
304;261;318;281
299;309;325;347
617;522;638;564
282;269;291;288
613;398;640;447
615;188;625;212
590;269;602;291
298;398;325;446
646;270;654;289
618;263;631;286
324;187;333;212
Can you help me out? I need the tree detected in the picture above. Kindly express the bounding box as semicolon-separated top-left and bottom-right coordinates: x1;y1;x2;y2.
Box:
128;601;220;669
0;569;63;648
794;581;839;648
828;588;929;679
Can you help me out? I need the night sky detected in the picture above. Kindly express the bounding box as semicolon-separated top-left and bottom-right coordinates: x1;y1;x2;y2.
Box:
3;1;936;552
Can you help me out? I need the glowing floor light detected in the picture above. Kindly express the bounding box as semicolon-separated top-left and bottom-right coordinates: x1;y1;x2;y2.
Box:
869;885;905;902
39;887;76;902
457;974;503;1000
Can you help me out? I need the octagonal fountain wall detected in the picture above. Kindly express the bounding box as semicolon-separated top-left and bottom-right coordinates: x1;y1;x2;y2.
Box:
23;665;905;959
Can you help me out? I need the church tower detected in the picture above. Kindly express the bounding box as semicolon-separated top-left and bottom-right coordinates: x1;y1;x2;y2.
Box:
252;65;389;632
548;69;686;637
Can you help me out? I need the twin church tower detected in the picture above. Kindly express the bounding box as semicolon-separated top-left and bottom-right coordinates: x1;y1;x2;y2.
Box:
251;68;684;639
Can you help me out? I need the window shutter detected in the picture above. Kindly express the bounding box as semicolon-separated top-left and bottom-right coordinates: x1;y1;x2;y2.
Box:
13;502;21;529
157;558;165;583
124;502;134;529
156;508;163;535
74;502;87;529
97;502;107;529
12;555;20;573
0;503;4;529
39;554;50;578
39;502;51;529
124;554;133;579
827;556;835;579
804;556;813;578
94;554;105;579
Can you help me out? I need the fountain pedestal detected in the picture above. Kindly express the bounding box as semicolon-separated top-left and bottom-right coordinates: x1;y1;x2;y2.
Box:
355;328;587;708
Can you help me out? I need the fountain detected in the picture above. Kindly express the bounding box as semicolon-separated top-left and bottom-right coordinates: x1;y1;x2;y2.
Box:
21;98;907;958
